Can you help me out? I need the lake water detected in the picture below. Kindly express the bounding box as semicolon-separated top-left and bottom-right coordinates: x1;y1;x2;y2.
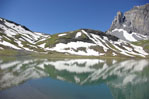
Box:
0;58;149;99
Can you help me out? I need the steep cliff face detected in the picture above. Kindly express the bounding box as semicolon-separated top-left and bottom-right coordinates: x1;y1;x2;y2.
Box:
108;4;149;41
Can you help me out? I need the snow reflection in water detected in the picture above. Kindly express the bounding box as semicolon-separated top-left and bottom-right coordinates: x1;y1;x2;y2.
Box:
0;58;149;99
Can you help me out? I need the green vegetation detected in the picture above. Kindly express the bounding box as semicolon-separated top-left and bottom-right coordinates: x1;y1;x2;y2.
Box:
1;30;149;59
0;32;19;47
44;29;89;48
132;40;149;52
30;50;135;60
15;34;22;39
45;34;59;47
0;49;18;56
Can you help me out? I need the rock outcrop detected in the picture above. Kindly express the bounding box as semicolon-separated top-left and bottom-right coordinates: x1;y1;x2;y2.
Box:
108;4;149;41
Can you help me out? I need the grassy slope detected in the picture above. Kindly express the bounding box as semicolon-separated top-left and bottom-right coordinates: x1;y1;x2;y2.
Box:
131;40;149;52
1;30;149;59
0;49;131;60
44;29;86;48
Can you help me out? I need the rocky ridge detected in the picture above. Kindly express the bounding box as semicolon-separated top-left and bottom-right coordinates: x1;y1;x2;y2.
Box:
108;4;149;41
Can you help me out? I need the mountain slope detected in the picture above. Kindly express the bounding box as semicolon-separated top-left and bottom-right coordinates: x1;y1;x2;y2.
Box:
41;29;148;57
0;17;148;58
0;18;50;52
0;14;148;57
107;4;149;42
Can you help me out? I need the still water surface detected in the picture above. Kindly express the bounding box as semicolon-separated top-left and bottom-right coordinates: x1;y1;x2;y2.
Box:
0;58;149;99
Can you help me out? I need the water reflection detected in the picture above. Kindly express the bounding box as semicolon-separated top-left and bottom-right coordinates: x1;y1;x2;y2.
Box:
0;58;149;99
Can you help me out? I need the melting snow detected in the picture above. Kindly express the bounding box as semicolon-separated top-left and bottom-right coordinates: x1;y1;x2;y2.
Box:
48;41;99;56
112;52;117;56
0;20;149;58
75;32;82;38
112;29;137;42
82;30;109;52
58;33;67;37
0;41;21;50
38;43;46;48
130;44;148;56
16;41;24;48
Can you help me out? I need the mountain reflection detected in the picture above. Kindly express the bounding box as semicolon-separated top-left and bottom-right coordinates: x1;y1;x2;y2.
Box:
0;58;149;98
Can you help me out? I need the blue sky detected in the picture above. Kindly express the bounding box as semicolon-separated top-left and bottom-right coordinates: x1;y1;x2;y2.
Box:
0;0;148;34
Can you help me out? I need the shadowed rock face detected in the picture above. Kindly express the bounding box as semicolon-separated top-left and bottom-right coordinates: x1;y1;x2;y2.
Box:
109;4;149;36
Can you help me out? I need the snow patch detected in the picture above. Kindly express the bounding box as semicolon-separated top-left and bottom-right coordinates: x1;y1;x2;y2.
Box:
81;30;109;52
112;52;117;56
0;41;21;50
16;41;24;48
58;33;67;37
48;41;99;56
112;29;137;42
38;43;46;48
123;24;126;27
75;32;82;38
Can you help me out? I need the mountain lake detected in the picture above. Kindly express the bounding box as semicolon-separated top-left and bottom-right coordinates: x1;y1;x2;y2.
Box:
0;57;149;99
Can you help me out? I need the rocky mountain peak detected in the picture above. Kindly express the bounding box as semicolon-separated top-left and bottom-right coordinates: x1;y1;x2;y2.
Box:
109;3;149;36
109;11;125;31
116;11;124;24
